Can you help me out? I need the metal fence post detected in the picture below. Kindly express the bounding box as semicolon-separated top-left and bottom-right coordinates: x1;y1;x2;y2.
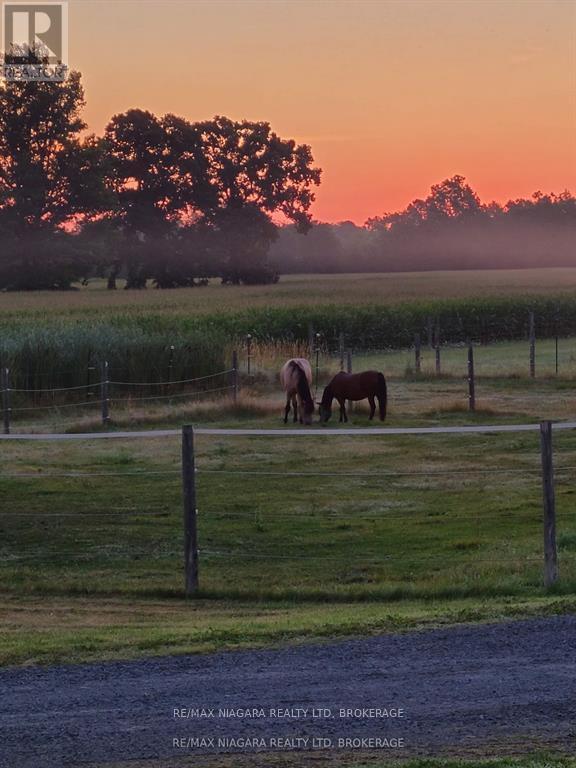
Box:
100;361;110;425
529;312;536;379
414;334;421;375
315;333;321;394
308;323;314;355
346;349;353;414
246;334;252;376
182;425;199;595
435;323;441;375
231;351;238;404
555;335;559;376
540;420;558;587
2;368;11;435
467;344;476;412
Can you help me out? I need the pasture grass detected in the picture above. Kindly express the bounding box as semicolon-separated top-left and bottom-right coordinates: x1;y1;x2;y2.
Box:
7;340;576;434
1;371;576;667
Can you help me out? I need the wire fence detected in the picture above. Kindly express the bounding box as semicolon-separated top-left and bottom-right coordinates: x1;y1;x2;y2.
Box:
1;363;238;434
0;421;573;596
2;326;576;436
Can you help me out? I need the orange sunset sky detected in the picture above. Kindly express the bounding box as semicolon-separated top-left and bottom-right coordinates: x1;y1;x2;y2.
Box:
69;0;576;224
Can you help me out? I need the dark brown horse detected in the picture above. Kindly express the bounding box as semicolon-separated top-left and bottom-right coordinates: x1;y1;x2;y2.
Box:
318;371;387;423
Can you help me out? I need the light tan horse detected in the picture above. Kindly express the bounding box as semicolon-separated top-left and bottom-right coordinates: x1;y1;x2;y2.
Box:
280;358;314;425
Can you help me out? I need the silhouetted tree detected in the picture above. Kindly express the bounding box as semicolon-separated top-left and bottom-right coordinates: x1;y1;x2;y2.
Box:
0;65;108;288
193;116;321;283
102;110;212;287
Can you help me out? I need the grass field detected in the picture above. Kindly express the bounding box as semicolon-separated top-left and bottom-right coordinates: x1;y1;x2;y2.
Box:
2;269;576;671
2;372;576;666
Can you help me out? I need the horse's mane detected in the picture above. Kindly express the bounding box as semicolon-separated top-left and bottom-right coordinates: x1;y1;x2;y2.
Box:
290;361;313;405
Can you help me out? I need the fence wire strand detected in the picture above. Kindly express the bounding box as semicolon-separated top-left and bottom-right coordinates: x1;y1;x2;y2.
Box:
109;369;234;387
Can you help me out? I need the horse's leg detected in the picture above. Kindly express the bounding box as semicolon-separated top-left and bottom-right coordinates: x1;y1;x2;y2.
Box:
284;395;291;424
338;398;347;423
292;395;298;423
368;396;376;420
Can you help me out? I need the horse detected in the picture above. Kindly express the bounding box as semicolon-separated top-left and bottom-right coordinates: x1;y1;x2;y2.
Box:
280;358;314;425
318;371;387;423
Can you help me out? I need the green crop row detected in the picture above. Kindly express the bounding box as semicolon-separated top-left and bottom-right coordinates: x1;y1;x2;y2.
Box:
2;295;576;392
169;295;576;348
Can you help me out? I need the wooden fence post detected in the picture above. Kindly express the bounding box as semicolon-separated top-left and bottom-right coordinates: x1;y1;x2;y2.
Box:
339;332;344;371
529;312;536;378
467;344;476;412
414;334;421;375
540;420;558;587
182;425;199;595
2;368;11;435
100;361;110;426
231;350;239;404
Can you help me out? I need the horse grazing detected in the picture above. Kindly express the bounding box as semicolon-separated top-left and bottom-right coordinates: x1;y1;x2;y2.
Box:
280;358;314;425
319;371;387;423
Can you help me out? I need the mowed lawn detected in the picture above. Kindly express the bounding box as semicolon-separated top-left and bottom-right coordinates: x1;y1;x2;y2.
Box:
2;378;576;666
2;268;576;322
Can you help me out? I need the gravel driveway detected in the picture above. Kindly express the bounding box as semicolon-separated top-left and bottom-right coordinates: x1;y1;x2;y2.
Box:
1;616;575;767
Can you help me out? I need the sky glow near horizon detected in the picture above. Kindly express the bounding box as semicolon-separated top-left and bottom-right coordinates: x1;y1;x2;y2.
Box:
68;0;576;223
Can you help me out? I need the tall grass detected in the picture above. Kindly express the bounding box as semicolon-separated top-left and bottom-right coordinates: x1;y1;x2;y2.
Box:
3;294;576;392
0;324;228;392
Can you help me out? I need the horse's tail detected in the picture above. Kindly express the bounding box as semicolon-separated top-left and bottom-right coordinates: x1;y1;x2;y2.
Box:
377;373;387;421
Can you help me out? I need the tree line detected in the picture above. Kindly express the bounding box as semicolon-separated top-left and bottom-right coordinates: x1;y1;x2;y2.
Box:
1;61;574;290
0;65;321;289
272;177;576;273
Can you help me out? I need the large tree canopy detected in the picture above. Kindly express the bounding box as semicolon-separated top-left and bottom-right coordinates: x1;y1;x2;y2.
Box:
101;112;321;287
195;116;321;229
0;70;111;288
0;71;104;233
103;110;212;236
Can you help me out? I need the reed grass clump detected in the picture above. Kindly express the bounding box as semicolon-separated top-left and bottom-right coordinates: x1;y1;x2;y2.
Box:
0;323;228;392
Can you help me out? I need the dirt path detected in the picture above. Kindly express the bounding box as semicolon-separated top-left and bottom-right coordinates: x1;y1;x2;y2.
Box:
1;616;575;768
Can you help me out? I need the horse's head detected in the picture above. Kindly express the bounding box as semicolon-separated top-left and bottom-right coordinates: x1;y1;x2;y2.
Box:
317;401;332;423
317;384;333;423
302;397;315;426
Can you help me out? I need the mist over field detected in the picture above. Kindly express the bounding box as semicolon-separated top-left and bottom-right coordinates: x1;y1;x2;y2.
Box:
272;182;576;274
